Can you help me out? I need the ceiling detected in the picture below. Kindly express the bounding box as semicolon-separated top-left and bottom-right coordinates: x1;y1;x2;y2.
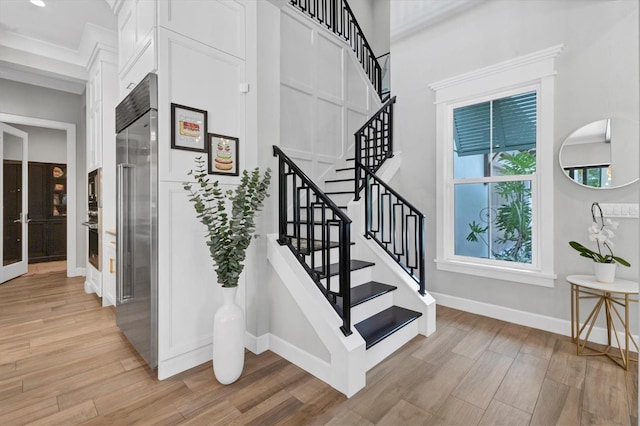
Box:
0;0;116;50
0;0;117;93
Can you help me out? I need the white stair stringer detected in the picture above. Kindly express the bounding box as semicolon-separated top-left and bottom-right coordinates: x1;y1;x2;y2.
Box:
349;229;437;371
266;234;367;397
346;151;437;370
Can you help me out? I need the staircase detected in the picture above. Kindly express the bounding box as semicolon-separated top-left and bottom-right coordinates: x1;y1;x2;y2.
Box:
266;0;435;397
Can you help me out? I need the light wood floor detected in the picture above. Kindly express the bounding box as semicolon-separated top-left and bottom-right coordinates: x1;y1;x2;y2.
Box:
0;272;636;425
25;261;67;277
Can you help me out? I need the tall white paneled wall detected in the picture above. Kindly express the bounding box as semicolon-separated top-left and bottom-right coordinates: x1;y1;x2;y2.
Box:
112;0;257;380
280;8;381;182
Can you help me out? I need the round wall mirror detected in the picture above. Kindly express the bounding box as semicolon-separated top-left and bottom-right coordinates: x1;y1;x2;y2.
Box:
559;118;639;189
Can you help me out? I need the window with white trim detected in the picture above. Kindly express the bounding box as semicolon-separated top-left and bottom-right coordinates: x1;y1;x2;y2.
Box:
430;45;562;287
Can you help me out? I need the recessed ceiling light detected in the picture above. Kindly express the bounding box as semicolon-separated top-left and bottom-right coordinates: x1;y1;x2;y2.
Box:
30;0;46;7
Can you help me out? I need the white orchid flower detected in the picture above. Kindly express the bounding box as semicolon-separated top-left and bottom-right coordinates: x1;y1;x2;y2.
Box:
605;218;619;229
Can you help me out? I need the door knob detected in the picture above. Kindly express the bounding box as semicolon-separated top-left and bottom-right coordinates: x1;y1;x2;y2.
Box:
13;218;21;224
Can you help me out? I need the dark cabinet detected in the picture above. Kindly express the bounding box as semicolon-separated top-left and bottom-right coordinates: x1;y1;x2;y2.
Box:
28;162;67;263
3;162;22;265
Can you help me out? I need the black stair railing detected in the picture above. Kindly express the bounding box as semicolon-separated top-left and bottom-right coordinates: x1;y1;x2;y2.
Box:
354;96;396;200
290;0;383;98
273;146;353;336
361;165;426;295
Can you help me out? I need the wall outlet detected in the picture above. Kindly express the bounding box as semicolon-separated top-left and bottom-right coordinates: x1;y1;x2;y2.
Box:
598;203;639;218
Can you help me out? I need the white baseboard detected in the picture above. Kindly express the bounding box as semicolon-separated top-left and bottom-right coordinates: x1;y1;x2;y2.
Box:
245;332;269;354
84;279;98;295
268;333;332;385
158;344;212;380
72;267;86;277
431;291;638;349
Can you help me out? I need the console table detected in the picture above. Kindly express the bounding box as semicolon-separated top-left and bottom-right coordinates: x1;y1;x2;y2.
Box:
566;275;638;370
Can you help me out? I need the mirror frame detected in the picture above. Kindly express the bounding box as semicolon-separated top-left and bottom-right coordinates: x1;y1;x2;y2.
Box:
559;118;639;190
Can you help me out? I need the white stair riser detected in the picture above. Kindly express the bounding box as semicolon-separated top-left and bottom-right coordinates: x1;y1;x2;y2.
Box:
305;246;340;265
320;267;372;293
365;319;420;371
326;192;353;207
351;292;394;324
286;224;343;242
324;180;355;193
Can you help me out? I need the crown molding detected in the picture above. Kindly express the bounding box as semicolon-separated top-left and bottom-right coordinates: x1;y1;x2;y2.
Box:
391;0;479;44
0;20;116;93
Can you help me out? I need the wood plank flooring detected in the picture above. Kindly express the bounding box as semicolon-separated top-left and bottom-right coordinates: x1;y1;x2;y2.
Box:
0;271;637;425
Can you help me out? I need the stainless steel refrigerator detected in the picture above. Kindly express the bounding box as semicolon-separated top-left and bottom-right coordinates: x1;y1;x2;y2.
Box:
115;73;158;369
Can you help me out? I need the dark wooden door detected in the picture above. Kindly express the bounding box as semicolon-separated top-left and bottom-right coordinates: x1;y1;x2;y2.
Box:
26;162;67;263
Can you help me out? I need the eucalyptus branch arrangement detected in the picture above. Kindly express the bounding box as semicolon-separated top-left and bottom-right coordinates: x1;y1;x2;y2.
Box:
184;157;271;287
569;202;630;266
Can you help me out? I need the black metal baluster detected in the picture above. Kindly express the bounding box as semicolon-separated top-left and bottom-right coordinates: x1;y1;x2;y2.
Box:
339;220;351;336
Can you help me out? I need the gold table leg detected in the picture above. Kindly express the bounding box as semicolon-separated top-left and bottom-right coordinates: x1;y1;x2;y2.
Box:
573;285;638;370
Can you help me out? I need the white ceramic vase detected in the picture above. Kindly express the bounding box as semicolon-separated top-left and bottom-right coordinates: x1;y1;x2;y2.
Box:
593;262;616;283
212;286;245;384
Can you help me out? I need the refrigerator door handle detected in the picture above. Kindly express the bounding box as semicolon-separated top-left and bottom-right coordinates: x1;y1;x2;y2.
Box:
117;163;134;304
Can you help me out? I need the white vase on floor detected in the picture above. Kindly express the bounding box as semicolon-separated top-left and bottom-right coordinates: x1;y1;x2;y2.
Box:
212;286;245;384
593;262;616;283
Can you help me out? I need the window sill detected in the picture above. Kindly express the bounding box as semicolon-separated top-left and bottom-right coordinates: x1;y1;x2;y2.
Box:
435;258;557;288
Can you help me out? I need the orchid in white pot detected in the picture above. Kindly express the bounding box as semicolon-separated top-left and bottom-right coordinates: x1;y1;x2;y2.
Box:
569;202;630;282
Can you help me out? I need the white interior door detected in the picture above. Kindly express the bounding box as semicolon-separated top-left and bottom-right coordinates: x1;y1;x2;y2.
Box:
1;122;29;283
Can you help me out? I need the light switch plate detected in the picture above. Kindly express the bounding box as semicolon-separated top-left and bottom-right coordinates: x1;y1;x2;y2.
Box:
598;203;639;218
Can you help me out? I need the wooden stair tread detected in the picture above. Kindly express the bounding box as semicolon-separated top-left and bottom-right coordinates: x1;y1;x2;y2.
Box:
354;306;422;350
313;260;375;278
288;237;355;254
325;178;354;183
334;281;397;312
298;205;348;210
351;281;397;306
324;190;353;195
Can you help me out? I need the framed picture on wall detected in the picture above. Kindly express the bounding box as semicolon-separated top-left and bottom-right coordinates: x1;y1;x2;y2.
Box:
208;133;239;176
171;103;208;152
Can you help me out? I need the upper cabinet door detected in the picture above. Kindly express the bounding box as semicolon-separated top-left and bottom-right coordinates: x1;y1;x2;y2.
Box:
159;0;246;60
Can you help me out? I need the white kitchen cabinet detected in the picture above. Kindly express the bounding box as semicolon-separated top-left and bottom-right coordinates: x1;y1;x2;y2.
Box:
103;234;117;307
86;50;118;296
116;0;157;97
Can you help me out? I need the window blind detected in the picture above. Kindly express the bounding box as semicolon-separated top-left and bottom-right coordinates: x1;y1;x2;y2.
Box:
454;91;537;157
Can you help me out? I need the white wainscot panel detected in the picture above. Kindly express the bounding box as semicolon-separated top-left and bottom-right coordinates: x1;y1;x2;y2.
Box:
162;0;245;59
136;0;155;43
284;152;314;179
159;183;218;361
118;5;135;72
317;160;335;182
281;85;313;152
316;98;343;158
281;12;314;90
162;32;245;181
317;34;343;101
346;53;369;109
347;108;368;149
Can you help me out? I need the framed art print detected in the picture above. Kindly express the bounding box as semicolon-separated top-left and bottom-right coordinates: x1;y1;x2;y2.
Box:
208;133;239;176
171;103;208;152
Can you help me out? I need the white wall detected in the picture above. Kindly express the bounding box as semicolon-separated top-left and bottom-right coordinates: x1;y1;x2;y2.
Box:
391;0;639;328
371;0;390;56
155;0;259;379
9;124;67;164
280;8;380;182
0;78;85;269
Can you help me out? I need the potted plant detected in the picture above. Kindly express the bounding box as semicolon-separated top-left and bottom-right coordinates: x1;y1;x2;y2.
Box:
466;151;534;262
183;157;271;384
569;202;630;283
